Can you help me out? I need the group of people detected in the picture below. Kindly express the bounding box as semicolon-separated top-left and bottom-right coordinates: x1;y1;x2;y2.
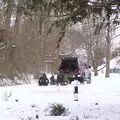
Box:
38;63;92;86
38;73;66;86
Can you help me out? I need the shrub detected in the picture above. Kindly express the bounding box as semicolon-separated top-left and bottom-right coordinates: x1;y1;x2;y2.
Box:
47;103;69;116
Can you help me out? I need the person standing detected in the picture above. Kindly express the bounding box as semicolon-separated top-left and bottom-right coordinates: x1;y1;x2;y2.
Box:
84;65;91;84
73;74;80;101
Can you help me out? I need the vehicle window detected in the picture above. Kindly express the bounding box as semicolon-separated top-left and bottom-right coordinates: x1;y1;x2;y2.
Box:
59;57;78;73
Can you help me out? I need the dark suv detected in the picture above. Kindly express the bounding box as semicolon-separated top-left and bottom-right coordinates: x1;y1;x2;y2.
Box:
58;56;86;84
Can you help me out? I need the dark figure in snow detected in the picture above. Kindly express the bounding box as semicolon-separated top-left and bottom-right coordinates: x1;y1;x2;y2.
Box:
38;73;49;86
50;74;56;85
57;70;66;85
73;73;84;84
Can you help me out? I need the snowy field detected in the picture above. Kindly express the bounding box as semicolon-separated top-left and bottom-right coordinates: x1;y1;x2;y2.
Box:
1;73;120;120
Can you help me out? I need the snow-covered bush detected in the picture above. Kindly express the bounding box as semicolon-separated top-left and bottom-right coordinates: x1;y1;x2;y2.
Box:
0;73;34;86
3;89;12;101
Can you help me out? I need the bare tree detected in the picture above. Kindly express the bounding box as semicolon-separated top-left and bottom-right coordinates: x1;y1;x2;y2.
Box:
81;16;106;76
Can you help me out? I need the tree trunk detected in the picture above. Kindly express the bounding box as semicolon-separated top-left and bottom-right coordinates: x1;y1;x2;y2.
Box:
94;67;98;76
5;0;13;28
105;17;111;78
15;0;22;32
93;60;98;76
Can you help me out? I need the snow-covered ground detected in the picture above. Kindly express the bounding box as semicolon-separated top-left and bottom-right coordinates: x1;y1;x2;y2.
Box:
1;73;120;120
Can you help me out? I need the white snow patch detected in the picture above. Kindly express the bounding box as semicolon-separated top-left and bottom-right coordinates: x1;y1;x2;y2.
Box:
1;73;120;120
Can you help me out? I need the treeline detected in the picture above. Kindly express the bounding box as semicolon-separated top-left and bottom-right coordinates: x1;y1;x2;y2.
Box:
0;0;120;80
